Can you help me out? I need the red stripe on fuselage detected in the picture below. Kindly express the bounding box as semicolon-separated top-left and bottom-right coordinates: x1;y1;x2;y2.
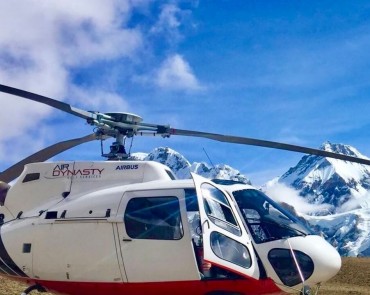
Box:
9;277;286;295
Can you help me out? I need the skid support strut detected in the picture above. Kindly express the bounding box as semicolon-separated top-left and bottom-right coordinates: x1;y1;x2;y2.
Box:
21;284;47;295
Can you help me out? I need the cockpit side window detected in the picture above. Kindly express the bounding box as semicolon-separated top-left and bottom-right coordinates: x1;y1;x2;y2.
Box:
201;183;241;236
124;197;183;240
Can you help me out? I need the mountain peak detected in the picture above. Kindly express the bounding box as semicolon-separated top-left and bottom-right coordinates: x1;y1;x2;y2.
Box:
321;141;366;159
131;147;251;184
266;142;370;256
278;142;370;209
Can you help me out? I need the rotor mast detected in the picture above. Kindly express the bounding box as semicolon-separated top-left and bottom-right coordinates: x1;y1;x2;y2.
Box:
90;112;169;160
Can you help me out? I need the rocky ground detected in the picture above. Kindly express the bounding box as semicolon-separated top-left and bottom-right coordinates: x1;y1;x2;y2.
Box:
0;257;369;295
319;257;370;294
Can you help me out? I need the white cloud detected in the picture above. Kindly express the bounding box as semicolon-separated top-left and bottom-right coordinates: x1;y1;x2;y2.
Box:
0;0;142;86
150;4;182;38
264;182;334;215
0;1;201;174
155;54;202;91
337;193;370;212
69;86;130;112
0;0;142;169
146;4;202;91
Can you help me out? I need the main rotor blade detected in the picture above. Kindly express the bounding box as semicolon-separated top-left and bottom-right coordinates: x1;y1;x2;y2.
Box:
0;134;97;183
170;129;370;166
0;84;95;120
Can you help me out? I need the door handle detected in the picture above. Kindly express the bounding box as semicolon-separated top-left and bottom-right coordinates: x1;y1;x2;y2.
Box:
202;220;210;230
122;238;132;242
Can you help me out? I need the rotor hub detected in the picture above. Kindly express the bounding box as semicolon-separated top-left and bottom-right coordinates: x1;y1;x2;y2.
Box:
104;112;143;124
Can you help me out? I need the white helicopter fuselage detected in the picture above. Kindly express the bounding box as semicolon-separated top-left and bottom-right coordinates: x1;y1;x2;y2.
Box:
0;161;341;295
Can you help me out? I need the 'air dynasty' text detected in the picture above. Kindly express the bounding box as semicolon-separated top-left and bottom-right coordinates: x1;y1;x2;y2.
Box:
52;164;104;178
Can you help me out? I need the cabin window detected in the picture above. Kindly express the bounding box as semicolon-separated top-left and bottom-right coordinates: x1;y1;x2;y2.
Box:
22;243;32;253
268;248;314;286
210;232;251;269
201;183;241;236
124;197;183;240
22;173;40;183
0;182;10;206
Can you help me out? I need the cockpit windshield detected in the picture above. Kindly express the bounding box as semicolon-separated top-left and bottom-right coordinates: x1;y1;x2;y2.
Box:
232;189;312;243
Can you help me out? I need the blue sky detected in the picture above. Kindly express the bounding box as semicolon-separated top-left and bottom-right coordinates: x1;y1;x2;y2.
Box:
1;1;370;186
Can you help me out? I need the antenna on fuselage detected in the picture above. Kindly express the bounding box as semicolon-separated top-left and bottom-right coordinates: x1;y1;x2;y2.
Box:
203;147;217;171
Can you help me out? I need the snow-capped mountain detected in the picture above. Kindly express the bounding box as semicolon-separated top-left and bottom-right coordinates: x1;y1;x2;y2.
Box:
306;208;370;256
132;144;370;256
131;147;251;184
267;142;370;256
140;147;192;179
278;142;370;212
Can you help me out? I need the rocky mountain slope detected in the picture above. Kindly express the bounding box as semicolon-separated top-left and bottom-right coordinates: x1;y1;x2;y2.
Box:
268;142;370;256
131;147;251;184
278;142;370;211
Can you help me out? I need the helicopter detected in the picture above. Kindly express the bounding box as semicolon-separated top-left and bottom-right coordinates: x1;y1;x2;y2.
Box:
1;84;369;295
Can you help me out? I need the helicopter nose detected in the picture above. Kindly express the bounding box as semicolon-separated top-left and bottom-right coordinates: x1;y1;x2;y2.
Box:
302;235;341;284
269;235;341;289
313;238;341;281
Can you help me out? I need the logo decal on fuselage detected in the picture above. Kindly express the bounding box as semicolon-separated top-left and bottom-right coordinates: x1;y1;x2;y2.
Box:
52;164;104;179
115;164;139;170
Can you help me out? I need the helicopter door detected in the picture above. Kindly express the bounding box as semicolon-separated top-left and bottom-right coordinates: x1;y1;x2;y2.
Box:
191;173;260;279
117;189;200;282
